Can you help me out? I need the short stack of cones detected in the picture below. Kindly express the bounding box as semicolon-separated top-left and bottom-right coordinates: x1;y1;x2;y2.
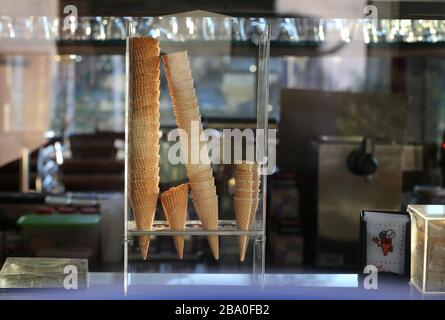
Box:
162;51;219;260
234;162;261;262
161;183;189;259
128;37;161;260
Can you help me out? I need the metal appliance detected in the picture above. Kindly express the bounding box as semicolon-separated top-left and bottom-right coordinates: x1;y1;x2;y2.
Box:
315;136;403;268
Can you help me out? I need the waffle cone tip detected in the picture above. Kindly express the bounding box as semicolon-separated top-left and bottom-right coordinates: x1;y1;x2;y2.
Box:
208;236;219;260
139;237;150;260
239;236;249;262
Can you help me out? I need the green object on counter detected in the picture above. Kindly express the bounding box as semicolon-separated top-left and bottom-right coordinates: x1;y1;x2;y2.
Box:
17;214;100;228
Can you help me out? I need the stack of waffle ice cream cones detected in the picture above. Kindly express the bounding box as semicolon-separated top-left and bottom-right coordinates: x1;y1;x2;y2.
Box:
128;37;161;260
162;51;219;260
234;162;261;262
161;183;189;259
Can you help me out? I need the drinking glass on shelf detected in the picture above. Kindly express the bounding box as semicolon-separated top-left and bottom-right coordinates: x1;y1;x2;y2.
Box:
399;20;416;42
49;17;60;40
134;17;155;37
91;17;106;40
184;16;203;40
202;17;216;41
411;19;438;42
0;16;15;39
33;16;52;40
214;17;232;40
152;16;175;40
434;20;445;42
387;19;405;42
295;18;322;42
244;17;267;41
231;17;247;41
106;16;126;40
139;16;161;39
75;17;91;40
361;18;374;43
60;15;77;40
421;20;439;42
271;18;299;42
324;19;351;43
373;19;391;43
168;16;203;41
0;18;4;39
12;16;34;40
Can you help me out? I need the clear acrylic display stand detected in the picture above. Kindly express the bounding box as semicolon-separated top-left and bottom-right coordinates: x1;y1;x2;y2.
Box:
124;11;270;293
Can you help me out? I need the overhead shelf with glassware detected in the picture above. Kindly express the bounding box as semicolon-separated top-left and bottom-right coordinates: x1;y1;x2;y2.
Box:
53;40;445;58
2;16;445;57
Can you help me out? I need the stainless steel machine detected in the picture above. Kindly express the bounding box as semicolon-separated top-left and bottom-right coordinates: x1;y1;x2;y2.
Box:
315;136;403;268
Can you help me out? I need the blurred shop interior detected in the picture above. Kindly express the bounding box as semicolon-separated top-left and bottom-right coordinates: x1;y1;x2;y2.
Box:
1;0;445;273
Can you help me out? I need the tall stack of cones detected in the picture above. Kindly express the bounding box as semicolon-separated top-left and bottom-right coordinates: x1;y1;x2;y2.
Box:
234;162;261;262
128;37;161;260
161;183;189;259
162;51;219;260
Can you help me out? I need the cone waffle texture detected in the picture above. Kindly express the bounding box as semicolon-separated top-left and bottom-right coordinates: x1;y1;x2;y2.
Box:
128;37;161;260
163;51;219;260
161;183;189;259
234;162;262;261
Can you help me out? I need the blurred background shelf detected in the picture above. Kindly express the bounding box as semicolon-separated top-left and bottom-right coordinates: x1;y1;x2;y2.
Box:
52;40;445;58
3;40;445;58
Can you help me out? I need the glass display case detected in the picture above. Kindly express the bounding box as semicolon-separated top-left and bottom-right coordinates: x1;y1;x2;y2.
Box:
409;205;445;294
122;12;270;292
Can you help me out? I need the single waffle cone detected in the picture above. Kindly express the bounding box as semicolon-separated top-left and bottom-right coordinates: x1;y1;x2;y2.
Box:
189;177;215;191
172;97;198;111
235;170;260;181
163;50;188;62
193;197;219;260
235;161;259;170
235;179;261;190
192;187;217;201
188;167;213;180
167;77;194;90
171;90;197;103
235;189;259;199
129;37;160;48
130;192;159;260
165;68;193;86
161;183;189;259
162;52;190;70
129;38;160;59
234;197;254;262
240;197;259;261
164;59;191;71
